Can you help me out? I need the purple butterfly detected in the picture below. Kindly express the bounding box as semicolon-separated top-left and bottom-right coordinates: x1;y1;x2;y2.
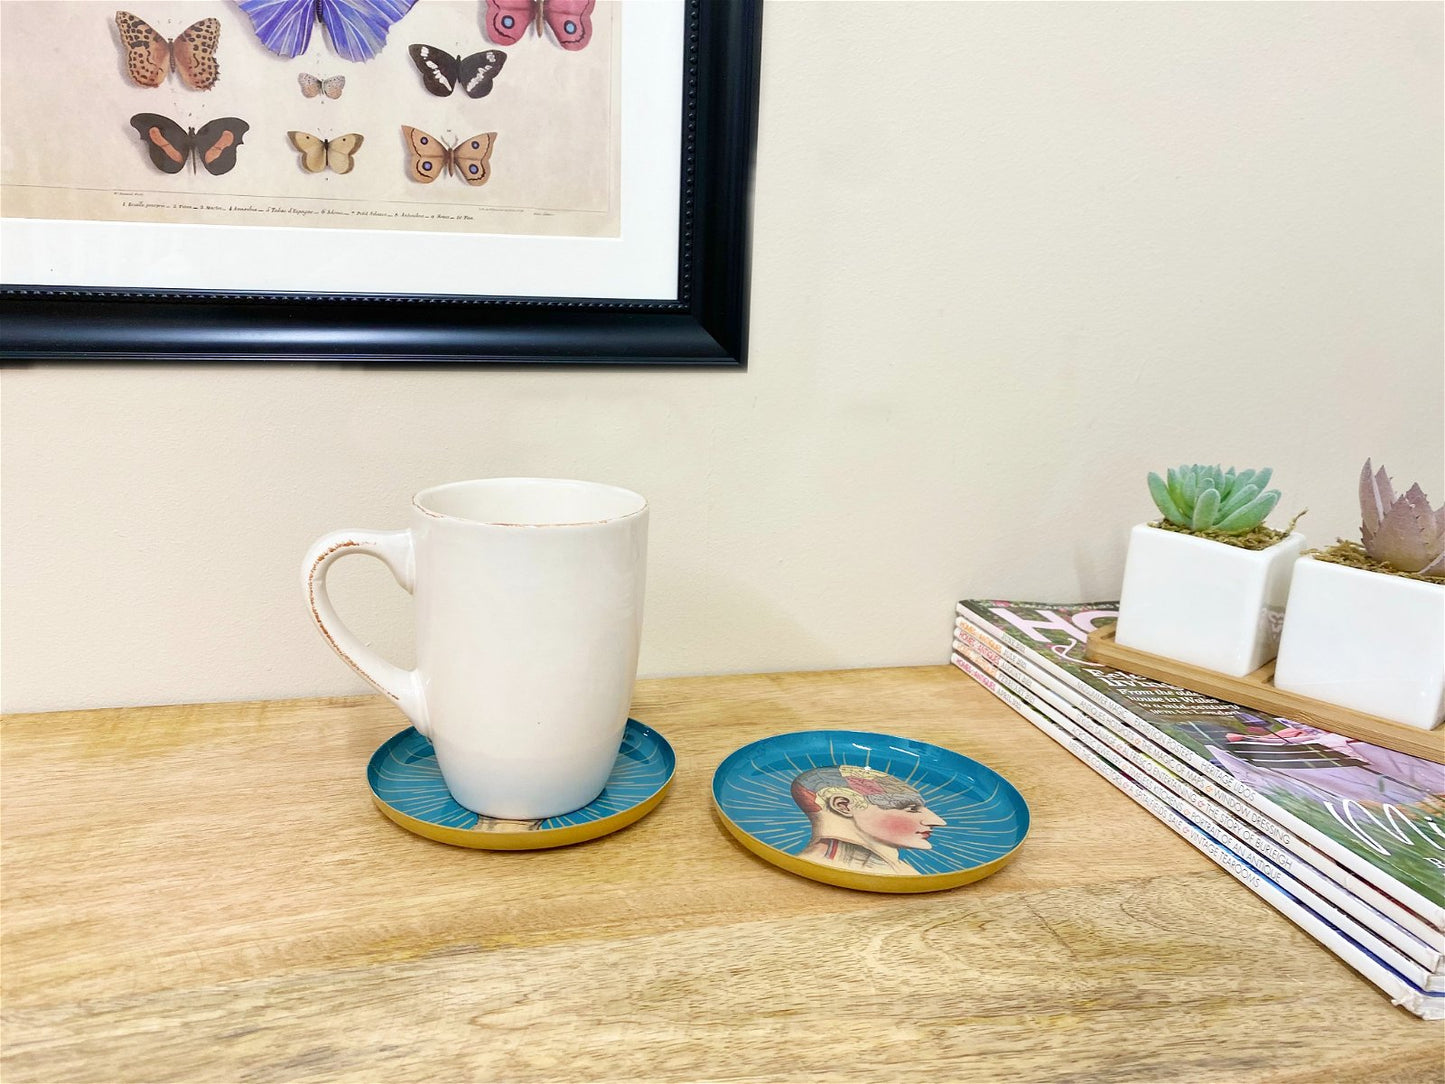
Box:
235;0;417;62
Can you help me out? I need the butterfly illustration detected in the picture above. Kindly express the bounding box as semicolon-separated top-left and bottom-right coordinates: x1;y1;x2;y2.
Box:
289;131;364;173
234;0;417;62
115;11;221;89
298;72;346;98
483;0;593;51
407;45;506;98
129;114;249;175
401;127;496;185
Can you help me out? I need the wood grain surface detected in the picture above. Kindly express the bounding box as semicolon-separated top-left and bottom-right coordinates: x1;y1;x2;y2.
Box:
2;667;1440;1082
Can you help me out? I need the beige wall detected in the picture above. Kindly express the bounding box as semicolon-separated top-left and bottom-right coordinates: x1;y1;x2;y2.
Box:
3;1;1441;713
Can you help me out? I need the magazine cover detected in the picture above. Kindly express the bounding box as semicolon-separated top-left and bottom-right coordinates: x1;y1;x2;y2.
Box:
956;600;1445;929
953;625;1443;973
950;649;1443;1021
952;631;1441;984
955;615;1443;955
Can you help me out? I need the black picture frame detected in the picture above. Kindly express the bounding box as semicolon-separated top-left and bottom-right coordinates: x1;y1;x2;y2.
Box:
0;0;761;368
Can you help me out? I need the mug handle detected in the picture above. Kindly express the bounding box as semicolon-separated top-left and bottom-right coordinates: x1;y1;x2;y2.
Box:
302;529;429;737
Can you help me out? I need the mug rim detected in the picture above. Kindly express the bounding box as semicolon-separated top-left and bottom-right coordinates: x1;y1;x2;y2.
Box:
412;477;648;528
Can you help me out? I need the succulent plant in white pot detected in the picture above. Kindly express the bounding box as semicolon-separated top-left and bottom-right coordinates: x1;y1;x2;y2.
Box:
1114;464;1306;676
1274;461;1445;729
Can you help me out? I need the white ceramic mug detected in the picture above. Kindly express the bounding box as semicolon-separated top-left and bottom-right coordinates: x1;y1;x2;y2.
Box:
303;478;648;819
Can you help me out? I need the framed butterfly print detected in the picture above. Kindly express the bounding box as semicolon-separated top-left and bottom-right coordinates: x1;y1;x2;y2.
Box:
0;0;760;368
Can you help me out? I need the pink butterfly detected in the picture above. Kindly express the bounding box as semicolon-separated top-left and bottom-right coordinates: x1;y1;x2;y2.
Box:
483;0;593;51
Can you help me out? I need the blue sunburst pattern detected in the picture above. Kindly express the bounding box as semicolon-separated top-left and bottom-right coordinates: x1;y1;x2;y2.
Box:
369;720;675;830
713;730;1029;876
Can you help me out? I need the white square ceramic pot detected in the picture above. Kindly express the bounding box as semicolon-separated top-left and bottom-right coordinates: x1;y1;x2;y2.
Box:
1273;556;1445;730
1114;524;1306;677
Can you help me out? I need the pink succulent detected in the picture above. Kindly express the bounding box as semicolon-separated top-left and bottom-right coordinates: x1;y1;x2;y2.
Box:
1359;460;1445;576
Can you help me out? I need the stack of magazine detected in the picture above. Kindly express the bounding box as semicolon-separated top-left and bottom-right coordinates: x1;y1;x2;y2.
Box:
951;599;1444;1020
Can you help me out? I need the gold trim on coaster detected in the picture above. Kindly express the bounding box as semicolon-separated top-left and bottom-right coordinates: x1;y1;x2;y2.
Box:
712;802;1025;894
374;779;672;851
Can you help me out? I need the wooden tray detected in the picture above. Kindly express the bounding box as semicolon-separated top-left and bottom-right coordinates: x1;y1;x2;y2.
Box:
1084;624;1445;764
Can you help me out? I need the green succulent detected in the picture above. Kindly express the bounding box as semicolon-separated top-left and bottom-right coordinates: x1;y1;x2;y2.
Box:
1147;464;1281;535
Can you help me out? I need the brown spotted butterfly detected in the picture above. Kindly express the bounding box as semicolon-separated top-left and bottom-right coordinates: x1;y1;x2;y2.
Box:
115;11;221;89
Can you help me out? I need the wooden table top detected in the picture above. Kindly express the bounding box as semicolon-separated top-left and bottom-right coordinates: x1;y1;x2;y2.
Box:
3;666;1439;1082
